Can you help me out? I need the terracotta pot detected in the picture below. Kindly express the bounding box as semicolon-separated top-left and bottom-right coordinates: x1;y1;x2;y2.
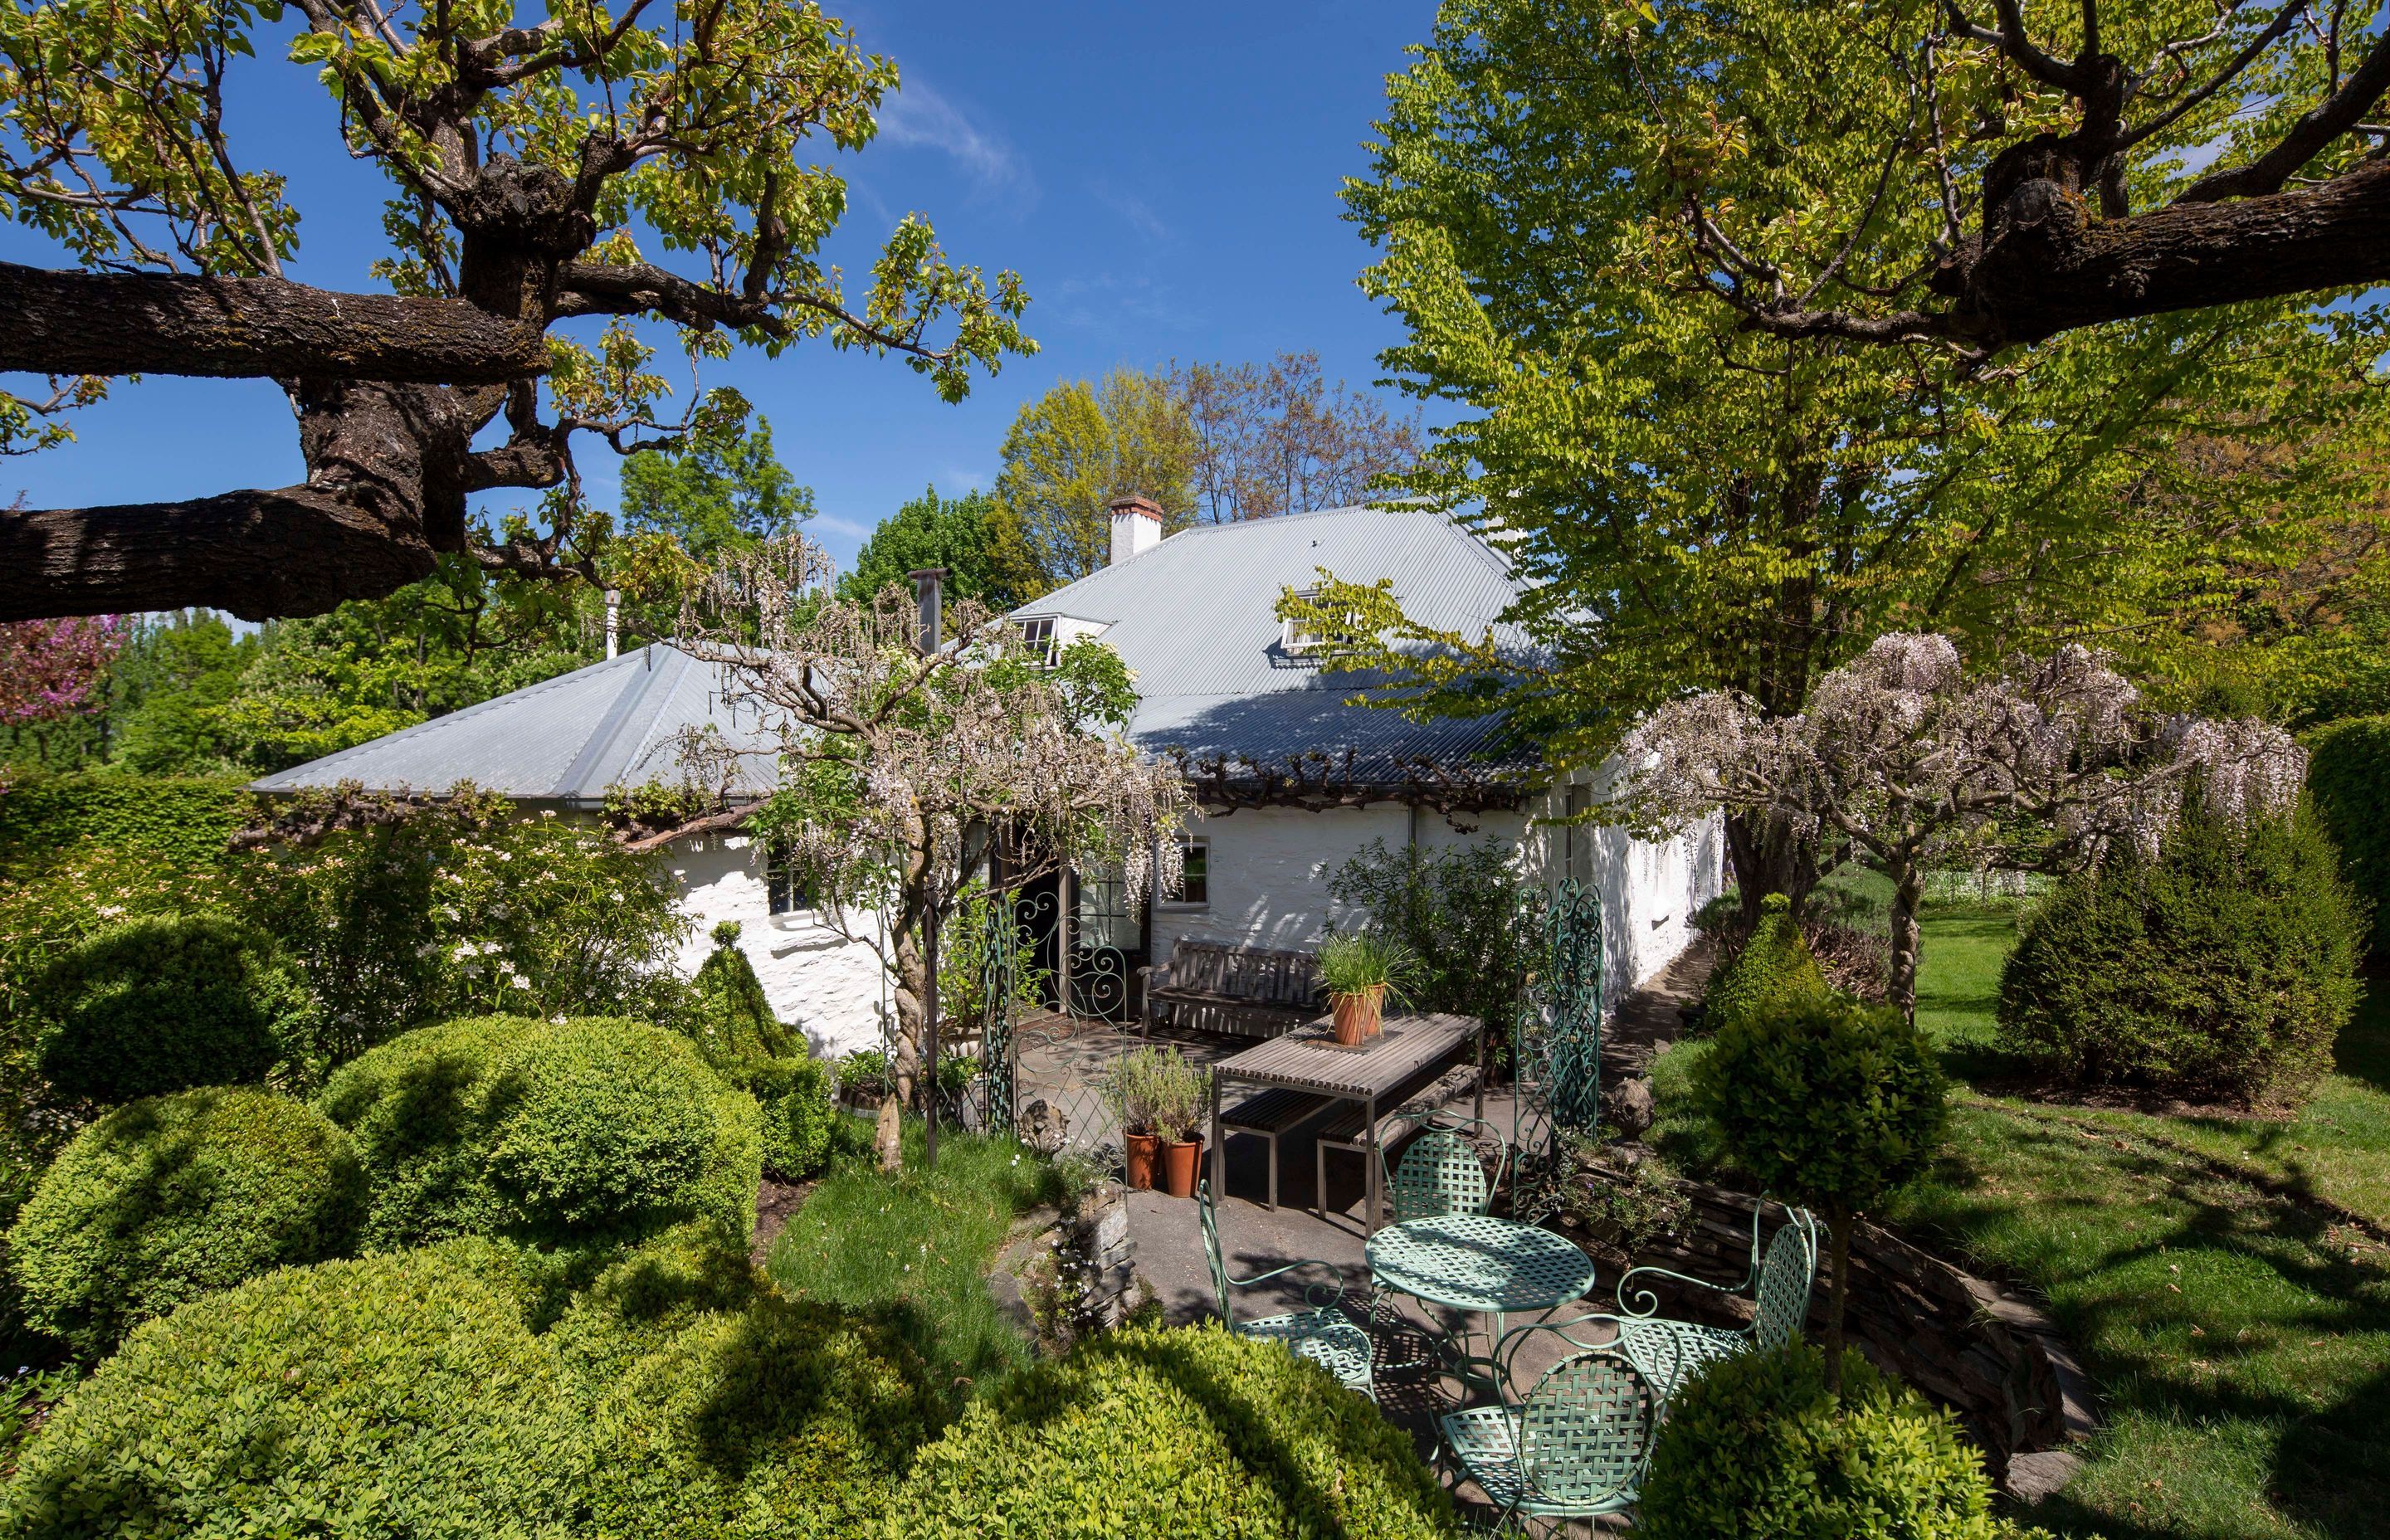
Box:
1159;1136;1205;1199
1123;1130;1162;1191
1330;985;1384;1045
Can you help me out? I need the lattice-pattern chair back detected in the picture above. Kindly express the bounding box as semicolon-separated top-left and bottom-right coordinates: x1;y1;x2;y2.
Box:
1518;1348;1656;1511
1387;1118;1508;1224
1751;1211;1820;1351
1197;1180;1235;1321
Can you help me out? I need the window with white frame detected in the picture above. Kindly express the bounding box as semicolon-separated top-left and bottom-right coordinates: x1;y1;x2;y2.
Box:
1282;589;1368;653
1163;837;1210;909
1017;616;1057;667
765;842;816;916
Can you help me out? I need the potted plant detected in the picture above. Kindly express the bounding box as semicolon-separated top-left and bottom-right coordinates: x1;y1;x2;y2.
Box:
1152;1052;1214;1200
1105;1046;1167;1190
1318;932;1419;1045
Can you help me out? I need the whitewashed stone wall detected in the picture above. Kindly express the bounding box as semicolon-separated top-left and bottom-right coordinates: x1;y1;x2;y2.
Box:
1150;789;1724;995
666;832;891;1058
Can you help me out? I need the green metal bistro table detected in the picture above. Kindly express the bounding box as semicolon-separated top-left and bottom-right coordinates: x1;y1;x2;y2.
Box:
1366;1213;1597;1393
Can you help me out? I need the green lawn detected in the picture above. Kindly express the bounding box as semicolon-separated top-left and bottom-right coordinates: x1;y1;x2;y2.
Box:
1654;917;2390;1540
764;1118;1062;1407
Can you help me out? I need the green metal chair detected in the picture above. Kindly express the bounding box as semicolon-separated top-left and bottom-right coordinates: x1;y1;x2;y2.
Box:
1439;1320;1658;1532
1383;1114;1510;1224
1197;1179;1374;1398
1612;1201;1819;1397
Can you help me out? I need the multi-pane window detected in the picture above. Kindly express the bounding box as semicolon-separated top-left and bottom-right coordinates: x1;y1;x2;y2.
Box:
1166;838;1210;908
766;842;814;915
1018;616;1057;667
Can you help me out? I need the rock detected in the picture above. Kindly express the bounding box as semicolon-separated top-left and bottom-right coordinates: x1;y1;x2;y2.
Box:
1603;1076;1656;1138
2004;1450;2085;1503
1022;1098;1070;1155
1651;1038;1672;1056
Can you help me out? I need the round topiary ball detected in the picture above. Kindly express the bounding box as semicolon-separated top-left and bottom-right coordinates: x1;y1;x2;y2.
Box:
893;1323;1463;1538
5;1086;368;1357
316;1014;760;1251
1639;1343;2005;1540
1997;807;2361;1103
33;913;312;1103
0;1241;583;1540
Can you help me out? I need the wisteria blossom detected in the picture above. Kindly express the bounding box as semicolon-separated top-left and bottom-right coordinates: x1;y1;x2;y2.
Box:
1618;633;2307;1017
674;534;1193;1167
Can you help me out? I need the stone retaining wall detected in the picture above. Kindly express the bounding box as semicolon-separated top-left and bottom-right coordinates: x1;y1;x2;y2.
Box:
1568;1160;2097;1499
988;1179;1144;1354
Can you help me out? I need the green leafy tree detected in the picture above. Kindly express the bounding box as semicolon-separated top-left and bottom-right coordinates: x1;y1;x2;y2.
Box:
102;612;257;773
618;416;812;563
0;0;1032;623
838;486;1021;609
1314;1;2389;914
993;369;1196;596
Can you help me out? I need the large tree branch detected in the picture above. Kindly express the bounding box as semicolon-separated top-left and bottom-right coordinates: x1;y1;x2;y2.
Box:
0;485;437;621
2179;27;2390;202
0;261;549;383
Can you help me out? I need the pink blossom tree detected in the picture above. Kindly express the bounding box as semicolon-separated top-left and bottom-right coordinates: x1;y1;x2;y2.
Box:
0;615;122;782
1617;635;2307;1018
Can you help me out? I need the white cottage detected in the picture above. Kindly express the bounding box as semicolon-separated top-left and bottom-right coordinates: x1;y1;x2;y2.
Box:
252;500;1723;1055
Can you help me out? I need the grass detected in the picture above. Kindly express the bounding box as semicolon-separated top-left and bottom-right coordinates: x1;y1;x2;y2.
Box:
764;1116;1064;1406
1652;915;2390;1540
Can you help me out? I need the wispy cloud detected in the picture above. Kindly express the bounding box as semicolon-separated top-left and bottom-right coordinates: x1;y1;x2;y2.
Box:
809;512;879;542
1090;178;1169;242
944;466;988;491
876;76;1033;205
1050;272;1206;336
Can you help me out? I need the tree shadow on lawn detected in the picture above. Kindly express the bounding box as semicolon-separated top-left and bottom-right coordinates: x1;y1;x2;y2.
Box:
2328;982;2390;1100
1898;1109;2390;1540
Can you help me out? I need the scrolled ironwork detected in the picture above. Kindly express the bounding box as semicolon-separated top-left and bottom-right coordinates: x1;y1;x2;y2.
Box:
1510;878;1604;1221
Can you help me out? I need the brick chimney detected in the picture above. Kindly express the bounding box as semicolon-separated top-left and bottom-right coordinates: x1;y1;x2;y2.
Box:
1108;494;1164;566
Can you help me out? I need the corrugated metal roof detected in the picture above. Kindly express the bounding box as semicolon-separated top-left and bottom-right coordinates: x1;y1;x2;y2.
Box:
1013;504;1533;782
253;504;1538;802
248;644;778;803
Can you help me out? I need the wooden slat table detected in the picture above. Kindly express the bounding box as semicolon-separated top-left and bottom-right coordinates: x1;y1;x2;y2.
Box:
1207;1012;1486;1232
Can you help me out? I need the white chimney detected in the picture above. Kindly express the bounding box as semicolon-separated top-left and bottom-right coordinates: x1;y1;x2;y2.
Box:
1108;495;1164;566
604;589;620;659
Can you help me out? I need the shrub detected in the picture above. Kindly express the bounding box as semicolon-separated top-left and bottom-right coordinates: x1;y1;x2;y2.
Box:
686;921;797;1064
1329;837;1545;1053
32;913;313;1103
892;1323;1464;1538
2304;715;2389;958
743;1054;837;1181
0;1241;585;1540
1639;1344;2005;1540
1692;992;1945;1379
0;771;253;881
6;1087;367;1357
316;1014;760;1251
1997;806;2361;1103
236;787;690;1065
579;1295;940;1538
1701;894;1832;1030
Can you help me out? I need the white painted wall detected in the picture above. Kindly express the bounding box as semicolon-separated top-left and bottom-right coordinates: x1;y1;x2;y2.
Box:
1149;782;1724;1001
666;833;891;1058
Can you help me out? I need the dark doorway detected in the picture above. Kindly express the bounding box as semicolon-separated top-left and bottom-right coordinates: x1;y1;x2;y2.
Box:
1010;864;1149;1022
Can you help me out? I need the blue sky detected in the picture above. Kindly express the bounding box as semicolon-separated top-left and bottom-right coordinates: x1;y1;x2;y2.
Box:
0;1;1445;573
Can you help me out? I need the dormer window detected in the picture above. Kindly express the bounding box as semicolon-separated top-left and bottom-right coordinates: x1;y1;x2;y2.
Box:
1018;616;1057;667
1282;589;1365;653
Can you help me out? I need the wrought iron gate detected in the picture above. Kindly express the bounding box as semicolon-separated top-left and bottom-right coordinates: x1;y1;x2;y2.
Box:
970;881;1125;1162
1510;877;1605;1216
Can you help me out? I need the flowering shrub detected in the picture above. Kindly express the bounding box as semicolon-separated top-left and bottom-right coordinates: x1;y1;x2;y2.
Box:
237;789;690;1062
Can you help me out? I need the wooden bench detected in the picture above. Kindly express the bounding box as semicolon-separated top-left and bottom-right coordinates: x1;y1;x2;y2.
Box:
1312;1062;1484;1224
1219;1087;1334;1211
1140;941;1322;1039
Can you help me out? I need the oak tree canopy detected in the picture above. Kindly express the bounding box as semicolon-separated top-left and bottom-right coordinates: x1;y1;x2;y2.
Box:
0;0;1032;622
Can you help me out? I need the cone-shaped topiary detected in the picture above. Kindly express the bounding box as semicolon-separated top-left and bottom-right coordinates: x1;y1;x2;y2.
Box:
5;1086;367;1357
1997;805;2361;1104
1702;893;1830;1032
